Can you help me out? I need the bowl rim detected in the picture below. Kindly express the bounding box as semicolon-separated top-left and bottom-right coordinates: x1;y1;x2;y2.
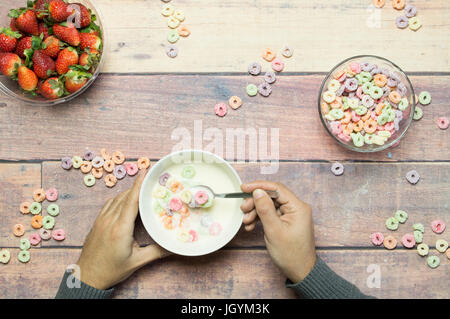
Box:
138;149;244;256
0;0;107;106
318;54;416;153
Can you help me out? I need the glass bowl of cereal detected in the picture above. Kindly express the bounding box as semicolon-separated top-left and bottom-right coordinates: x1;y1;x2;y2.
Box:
139;150;244;256
0;0;106;106
318;55;415;152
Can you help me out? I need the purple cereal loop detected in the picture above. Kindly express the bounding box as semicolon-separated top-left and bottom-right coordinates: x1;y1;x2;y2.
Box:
348;92;356;98
389;71;401;82
404;4;417;18
166;44;178;58
61;157;73;170
113;165;126;180
382;86;390;98
406;170;420;185
258;82;272;97
387;77;398;88
344;78;358;92
248;62;261;76
370;67;381;76
380;68;390;76
83;150;95;161
362;95;374;107
397;82;407;96
396;16;408;29
158;173;171;186
264;71;276;84
331;162;344;176
395;110;403;119
361;62;375;72
336;85;346;97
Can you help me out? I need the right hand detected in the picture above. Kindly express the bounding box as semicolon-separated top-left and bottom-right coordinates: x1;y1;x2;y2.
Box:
240;181;317;283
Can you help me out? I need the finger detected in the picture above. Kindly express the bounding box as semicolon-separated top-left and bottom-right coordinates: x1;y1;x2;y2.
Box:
242;209;257;225
252;189;281;233
119;169;148;223
132;244;171;268
241;180;294;206
240;198;254;213
245;222;257;232
99;198;114;216
104;190;130;218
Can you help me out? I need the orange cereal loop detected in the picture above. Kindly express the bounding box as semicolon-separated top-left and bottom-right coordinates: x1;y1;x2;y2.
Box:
343;123;354;135
104;174;117;188
101;148;111;161
364;119;378;134
137;157;150;170
170;181;183;193
33;188;46;202
333;69;345;80
179;205;190;217
340;112;351;124
92;167;104;179
353;120;364;132
80;161;93;173
392;0;405;10
374;74;387;87
321;102;330;115
112;151;125;165
103;159;115;173
262;48;276;62
13;224;25;237
177;25;190;37
389;91;401;104
373;0;385;8
20;201;31;214
345;65;355;76
31;215;43;229
361;110;372;122
375;102;385;115
228;96;242;110
330;99;342;109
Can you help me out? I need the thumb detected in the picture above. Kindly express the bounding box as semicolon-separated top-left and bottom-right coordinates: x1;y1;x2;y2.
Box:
132;244;171;268
253;189;281;233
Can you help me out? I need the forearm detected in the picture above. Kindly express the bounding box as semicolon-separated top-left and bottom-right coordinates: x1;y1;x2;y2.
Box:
286;256;375;299
55;270;114;299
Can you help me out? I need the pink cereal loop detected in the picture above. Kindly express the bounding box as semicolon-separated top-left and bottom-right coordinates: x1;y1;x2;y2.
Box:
271;58;284;72
169;197;183;212
401;233;416;248
370;232;384;246
351;111;361;122
52;229;66;241
350;62;361;74
209;222;222;236
194;191;208;205
189;230;198;242
125;162;139;176
45;188;58;202
338;133;351;142
29;232;41;246
431;220;446;234
437;117;449;130
214;103;227;117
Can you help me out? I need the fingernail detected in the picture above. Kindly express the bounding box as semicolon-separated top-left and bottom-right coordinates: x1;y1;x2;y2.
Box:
253;189;265;199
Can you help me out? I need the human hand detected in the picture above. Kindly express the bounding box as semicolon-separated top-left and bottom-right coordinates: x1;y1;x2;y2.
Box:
76;169;170;290
240;181;316;283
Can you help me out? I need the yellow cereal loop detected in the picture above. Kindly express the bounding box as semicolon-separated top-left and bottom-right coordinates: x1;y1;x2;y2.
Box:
161;4;174;17
173;9;185;22
168;16;180;29
153;185;167;199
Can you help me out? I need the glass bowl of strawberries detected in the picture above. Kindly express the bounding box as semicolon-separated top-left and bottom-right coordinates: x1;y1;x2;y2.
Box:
0;0;105;105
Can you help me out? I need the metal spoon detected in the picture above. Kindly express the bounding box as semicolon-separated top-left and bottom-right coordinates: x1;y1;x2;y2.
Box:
193;185;279;200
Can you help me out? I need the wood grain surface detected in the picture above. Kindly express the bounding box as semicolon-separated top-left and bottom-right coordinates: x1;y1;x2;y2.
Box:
0;75;448;161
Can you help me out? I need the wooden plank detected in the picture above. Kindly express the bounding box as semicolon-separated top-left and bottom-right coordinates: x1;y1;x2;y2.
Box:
54;0;450;72
0;75;448;161
0;248;448;298
0;164;41;247
41;161;450;248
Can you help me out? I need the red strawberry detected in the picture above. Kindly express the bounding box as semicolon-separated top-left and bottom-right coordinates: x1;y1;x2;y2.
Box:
42;36;60;58
80;33;101;51
34;0;51;19
0;28;22;53
64;69;91;93
38;77;64;99
8;9;39;36
73;3;91;28
17;65;38;91
38;22;50;39
48;0;74;22
15;36;32;58
53;23;80;46
79;48;99;69
56;47;78;74
0;53;22;77
32;50;55;79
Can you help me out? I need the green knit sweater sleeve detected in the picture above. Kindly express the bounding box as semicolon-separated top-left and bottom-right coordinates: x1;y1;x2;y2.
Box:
286;256;375;299
55;270;114;299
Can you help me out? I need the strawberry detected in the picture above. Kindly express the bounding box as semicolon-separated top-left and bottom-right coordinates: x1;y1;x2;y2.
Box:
15;36;32;58
0;53;22;78
32;49;55;79
53;23;80;46
0;28;22;53
38;22;50;39
73;3;91;28
79;48;99;69
8;9;39;36
64;68;91;93
17;65;38;91
48;0;74;22
56;47;78;74
80;33;101;51
38;77;64;99
42;36;61;58
34;0;51;19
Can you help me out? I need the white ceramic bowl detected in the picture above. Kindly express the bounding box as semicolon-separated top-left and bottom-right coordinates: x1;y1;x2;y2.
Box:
139;150;243;256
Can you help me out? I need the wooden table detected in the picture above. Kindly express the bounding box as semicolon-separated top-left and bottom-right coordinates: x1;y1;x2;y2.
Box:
0;0;449;298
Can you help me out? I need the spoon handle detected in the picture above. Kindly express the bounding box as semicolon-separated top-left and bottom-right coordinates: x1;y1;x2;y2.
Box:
217;190;279;199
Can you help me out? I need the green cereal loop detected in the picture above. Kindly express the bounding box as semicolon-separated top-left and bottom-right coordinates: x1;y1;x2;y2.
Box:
329;109;344;120
72;156;83;169
413;223;424;233
413;106;423;120
47;203;60;217
30;202;42;215
355;105;368;116
426;255;440;269
418;91;431;105
324;114;335;121
342;100;349;110
84;174;96;187
246;84;258;97
386;109;396;122
181;165;196;179
167;29;179;43
200;196;214;208
377;114;389;126
362;82;372;95
360;72;372;83
364;133;373;145
18;250;30;263
370;86;383;99
153;201;164;215
351;133;364;147
417;243;429;257
413;230;423;244
386;217;399;231
20;238;31;251
42;215;55;230
398;97;409;111
355;74;363;86
394;210;408;223
162;189;172;204
348;98;359;110
436;239;448;253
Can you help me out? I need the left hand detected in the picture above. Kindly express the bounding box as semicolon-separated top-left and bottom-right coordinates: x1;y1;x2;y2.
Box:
76;169;170;290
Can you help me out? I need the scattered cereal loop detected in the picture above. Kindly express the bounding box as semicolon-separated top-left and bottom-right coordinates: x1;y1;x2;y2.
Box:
436;240;448;253
0;249;11;264
426;255;440;269
18;250;30;263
